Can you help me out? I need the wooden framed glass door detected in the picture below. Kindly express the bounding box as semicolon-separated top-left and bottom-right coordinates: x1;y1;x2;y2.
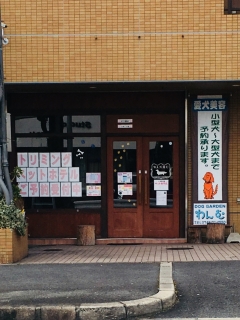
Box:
142;136;179;237
107;136;179;238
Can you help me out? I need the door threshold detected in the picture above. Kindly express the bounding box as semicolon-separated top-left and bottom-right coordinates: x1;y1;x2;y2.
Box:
96;238;187;245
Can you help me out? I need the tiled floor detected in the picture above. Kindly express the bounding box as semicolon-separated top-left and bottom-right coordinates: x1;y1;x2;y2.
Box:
20;243;240;264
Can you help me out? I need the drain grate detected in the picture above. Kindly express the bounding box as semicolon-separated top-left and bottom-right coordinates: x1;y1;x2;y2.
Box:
166;247;193;250
43;248;63;252
107;243;143;245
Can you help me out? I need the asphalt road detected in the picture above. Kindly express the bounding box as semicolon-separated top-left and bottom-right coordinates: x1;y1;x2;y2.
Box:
0;263;159;307
139;261;240;319
1;261;240;319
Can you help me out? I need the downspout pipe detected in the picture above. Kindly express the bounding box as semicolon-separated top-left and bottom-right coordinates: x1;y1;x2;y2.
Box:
0;10;12;204
0;171;10;204
0;144;9;203
185;90;188;239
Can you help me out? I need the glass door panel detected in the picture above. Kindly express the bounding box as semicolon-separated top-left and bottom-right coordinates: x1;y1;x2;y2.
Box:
113;141;137;208
149;141;173;208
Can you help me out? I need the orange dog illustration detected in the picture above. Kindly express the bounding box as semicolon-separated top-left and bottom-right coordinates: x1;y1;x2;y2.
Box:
203;172;218;199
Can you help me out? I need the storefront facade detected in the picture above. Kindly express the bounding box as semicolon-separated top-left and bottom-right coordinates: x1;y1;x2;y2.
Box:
6;89;186;242
2;1;240;243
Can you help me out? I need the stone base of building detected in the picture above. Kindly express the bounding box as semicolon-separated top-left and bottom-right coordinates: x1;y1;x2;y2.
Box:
28;237;187;246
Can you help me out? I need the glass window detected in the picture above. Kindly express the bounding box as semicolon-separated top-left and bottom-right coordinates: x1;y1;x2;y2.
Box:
15;115;100;134
16;138;48;148
15;116;101;210
224;0;240;13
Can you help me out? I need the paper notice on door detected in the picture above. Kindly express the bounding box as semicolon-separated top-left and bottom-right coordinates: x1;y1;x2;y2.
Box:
86;173;101;184
154;180;169;190
156;191;167;206
117;172;132;183
86;185;101;196
118;184;133;196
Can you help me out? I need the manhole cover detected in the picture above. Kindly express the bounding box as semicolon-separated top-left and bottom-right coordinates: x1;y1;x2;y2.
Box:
44;248;63;252
166;247;193;250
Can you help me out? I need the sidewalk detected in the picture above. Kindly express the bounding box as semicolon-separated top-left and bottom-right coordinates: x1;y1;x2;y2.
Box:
1;243;240;320
21;242;240;264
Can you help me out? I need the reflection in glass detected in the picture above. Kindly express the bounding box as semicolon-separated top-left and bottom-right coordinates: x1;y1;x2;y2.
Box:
15;115;101;134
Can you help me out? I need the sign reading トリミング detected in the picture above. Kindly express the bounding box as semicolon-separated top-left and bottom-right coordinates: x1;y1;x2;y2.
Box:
193;203;227;225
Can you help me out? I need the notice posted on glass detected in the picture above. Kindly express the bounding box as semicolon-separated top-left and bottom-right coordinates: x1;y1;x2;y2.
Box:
156;191;167;206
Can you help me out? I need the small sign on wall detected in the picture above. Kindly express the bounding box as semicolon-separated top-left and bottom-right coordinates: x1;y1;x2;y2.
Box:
117;119;133;129
193;203;227;225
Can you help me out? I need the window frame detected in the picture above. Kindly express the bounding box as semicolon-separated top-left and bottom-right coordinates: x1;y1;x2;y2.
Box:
224;0;240;14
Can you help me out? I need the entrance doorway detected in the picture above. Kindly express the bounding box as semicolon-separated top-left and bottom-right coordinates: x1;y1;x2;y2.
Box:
107;136;179;238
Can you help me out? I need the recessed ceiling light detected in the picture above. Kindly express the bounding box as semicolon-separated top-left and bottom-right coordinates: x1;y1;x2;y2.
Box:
232;84;240;87
89;86;96;89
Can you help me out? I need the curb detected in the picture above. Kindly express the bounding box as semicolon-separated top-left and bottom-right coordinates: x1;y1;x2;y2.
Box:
0;262;176;320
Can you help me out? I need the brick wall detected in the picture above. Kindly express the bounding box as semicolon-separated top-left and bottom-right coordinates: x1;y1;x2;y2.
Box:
1;0;240;82
0;228;13;263
0;228;28;264
228;92;240;232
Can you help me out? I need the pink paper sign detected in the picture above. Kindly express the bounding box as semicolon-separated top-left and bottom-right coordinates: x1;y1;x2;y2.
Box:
38;168;48;182
61;152;72;167
28;153;39;167
18;183;28;197
16;168;27;182
50;153;61;167
61;183;71;197
40;183;50;197
29;182;40;197
50;183;60;197
48;168;59;182
72;182;82;197
17;153;28;167
27;168;38;182
39;153;50;167
69;167;79;182
59;168;69;182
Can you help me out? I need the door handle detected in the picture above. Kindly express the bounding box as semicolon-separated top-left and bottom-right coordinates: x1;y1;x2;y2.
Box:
138;170;142;205
144;170;148;205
